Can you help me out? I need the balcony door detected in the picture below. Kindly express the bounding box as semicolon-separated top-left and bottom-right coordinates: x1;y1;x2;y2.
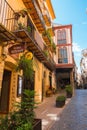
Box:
0;70;11;113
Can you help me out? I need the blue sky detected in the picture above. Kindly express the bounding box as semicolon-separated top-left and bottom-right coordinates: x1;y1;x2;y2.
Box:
51;0;87;72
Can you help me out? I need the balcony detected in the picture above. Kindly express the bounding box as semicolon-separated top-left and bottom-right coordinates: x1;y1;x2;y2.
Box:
13;14;55;70
36;0;51;27
42;30;54;46
43;49;55;70
47;27;55;36
0;0;16;43
22;0;46;33
43;10;51;27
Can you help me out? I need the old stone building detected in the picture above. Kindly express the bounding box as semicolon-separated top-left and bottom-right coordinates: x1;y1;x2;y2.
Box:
0;0;56;114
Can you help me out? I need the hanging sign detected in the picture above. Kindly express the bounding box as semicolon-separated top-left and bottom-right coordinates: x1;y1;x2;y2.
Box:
9;44;25;54
25;52;33;60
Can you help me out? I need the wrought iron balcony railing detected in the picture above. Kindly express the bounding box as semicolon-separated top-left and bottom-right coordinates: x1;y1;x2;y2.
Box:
34;30;45;50
22;0;46;33
33;0;45;28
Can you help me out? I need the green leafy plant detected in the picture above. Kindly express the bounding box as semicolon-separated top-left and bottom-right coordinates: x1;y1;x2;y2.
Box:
51;42;56;53
19;9;27;17
0;89;36;130
27;26;31;33
65;85;72;94
16;54;33;80
56;95;66;107
42;30;52;43
56;95;66;102
43;50;49;57
17;22;25;30
65;84;73;98
17;23;31;33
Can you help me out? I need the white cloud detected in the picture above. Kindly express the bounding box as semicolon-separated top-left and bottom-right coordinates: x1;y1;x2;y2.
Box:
72;42;82;52
82;22;87;25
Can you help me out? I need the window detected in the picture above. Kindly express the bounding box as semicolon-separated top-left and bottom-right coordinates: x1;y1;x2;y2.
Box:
58;47;68;63
17;76;23;97
57;29;66;44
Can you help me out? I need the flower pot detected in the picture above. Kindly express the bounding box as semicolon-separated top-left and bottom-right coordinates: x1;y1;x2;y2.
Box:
66;92;72;98
56;100;65;107
33;118;42;130
65;85;73;98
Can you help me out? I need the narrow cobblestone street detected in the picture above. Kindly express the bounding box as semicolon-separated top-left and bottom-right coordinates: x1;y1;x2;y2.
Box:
35;90;87;130
35;90;71;130
50;89;87;130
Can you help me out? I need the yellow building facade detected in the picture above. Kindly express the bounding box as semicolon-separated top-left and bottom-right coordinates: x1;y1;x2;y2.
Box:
0;0;56;114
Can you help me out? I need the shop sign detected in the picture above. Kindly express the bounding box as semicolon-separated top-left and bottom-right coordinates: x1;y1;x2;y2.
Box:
9;44;24;54
25;52;33;60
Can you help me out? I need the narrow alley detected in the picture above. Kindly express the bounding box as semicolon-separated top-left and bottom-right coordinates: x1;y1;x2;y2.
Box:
50;89;87;130
35;90;71;130
35;89;87;130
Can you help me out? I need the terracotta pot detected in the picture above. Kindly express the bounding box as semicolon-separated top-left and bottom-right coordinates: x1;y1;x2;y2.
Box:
56;100;65;107
66;92;72;98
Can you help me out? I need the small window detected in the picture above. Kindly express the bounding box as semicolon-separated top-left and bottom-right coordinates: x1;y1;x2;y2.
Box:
17;76;23;97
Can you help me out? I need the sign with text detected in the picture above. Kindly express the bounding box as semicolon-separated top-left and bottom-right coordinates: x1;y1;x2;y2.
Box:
9;44;25;54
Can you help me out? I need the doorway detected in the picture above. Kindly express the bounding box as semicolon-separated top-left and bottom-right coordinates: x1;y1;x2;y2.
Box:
0;70;11;113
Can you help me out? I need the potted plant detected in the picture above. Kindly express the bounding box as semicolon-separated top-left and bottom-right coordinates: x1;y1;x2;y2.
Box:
17;54;42;129
0;54;42;130
19;9;27;18
52;88;57;94
0;89;41;130
43;50;49;58
56;95;66;107
46;88;53;97
16;54;42;130
65;84;73;98
51;42;56;53
14;12;21;20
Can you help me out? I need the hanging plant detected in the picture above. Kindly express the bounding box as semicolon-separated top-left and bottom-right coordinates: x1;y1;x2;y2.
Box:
14;12;21;20
27;25;31;33
51;42;56;53
17;22;25;30
16;54;34;81
19;9;27;17
43;50;49;57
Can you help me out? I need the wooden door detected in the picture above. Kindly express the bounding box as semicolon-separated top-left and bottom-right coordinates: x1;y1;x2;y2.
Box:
0;70;11;113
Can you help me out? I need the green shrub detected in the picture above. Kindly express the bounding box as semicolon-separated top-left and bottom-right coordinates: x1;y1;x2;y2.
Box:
0;89;37;130
56;95;66;102
65;85;72;94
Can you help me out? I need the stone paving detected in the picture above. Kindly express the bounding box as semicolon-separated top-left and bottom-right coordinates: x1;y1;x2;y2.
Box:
50;89;87;130
34;90;71;130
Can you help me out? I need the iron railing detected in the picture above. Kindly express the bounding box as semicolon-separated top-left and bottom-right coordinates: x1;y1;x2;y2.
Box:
33;0;46;29
34;30;45;50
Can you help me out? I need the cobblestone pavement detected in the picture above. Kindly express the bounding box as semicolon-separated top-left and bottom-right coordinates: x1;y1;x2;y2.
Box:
50;89;87;130
34;90;71;130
